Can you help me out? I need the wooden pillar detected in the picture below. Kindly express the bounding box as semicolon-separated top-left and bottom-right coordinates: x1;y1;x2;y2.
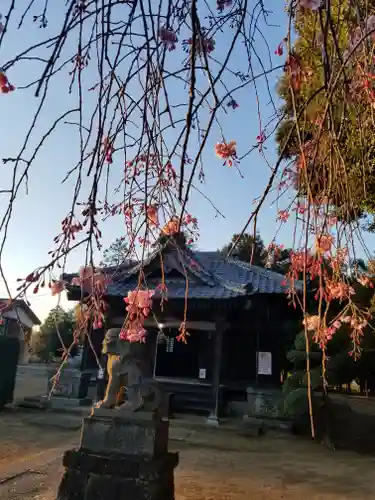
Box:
206;320;227;426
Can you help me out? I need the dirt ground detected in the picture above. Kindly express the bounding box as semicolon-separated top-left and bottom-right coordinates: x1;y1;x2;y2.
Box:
0;410;375;500
0;411;74;471
174;434;375;500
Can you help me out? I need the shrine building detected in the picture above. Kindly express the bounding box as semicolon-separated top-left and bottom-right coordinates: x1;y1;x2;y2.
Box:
64;234;303;423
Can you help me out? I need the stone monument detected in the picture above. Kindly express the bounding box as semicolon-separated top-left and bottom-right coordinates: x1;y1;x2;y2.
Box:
47;365;92;409
57;328;178;500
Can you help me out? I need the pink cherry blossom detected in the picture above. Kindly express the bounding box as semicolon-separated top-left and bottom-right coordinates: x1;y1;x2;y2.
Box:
185;213;197;225
51;280;66;296
0;71;15;94
217;0;232;12
186;36;215;55
215;140;237;167
71;266;111;294
161;216;180;235
124;290;140;316
124;289;154;317
227;99;239;109
275;41;284;56
278;210;290;223
325;281;355;300
158;27;178;51
357;275;374;288
298;0;321;10
341;315;352;324
136;290;154;316
303;314;320;331
119;319;147;343
315;233;333;254
147;205;159;227
102;136;114;163
121;289;154;343
93;317;103;329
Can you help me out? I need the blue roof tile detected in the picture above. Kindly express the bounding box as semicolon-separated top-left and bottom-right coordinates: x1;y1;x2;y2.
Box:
194;252;303;294
107;279;242;300
101;250;302;300
64;244;303;301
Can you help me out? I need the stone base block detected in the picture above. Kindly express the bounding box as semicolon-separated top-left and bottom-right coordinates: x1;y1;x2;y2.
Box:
47;368;91;400
206;414;220;426
80;412;169;458
57;448;179;500
50;397;92;409
245;387;283;419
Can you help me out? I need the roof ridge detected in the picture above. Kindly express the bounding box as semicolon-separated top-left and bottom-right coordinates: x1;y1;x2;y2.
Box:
227;258;286;277
182;248;220;286
65;244;303;299
225;257;303;291
191;251;251;294
114;240;168;281
112;240;218;287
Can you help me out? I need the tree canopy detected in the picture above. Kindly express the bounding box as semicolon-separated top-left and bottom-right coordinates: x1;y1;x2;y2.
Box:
100;237;131;268
276;2;375;223
220;232;292;273
220;233;266;264
32;306;77;360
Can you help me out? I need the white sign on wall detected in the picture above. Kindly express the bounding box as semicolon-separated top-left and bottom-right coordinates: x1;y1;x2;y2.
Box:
199;368;207;379
257;351;272;376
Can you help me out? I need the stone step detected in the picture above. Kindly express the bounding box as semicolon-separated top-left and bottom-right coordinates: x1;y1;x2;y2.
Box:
16;396;49;409
15;397;92;417
20;413;84;430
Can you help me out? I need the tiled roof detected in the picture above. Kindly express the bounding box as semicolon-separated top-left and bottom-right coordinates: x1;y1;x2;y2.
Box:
194;252;304;294
107;277;248;300
64;244;302;301
0;299;41;325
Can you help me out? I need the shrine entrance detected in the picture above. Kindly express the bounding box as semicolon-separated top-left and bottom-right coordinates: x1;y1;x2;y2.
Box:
154;328;201;380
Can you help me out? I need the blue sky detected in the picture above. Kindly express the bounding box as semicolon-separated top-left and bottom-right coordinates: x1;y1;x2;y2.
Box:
0;1;374;322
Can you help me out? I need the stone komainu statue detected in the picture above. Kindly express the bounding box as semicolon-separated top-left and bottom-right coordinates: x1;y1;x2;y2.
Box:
96;328;162;413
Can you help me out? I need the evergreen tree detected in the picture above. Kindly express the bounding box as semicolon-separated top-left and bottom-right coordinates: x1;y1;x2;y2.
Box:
220;233;266;265
283;268;375;432
36;306;77;358
276;2;375;222
282;331;322;417
100;237;131;267
220;232;292;273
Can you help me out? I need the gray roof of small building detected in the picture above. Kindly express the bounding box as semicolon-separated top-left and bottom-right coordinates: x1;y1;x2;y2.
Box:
64;245;302;301
107;278;249;300
0;298;41;325
194;252;303;295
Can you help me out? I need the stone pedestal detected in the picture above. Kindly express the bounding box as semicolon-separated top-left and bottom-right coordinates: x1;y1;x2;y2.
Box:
244;386;283;420
47;367;92;408
57;411;178;500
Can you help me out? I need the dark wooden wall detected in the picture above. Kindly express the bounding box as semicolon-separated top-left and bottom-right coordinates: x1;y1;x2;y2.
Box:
83;293;301;388
222;295;302;388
